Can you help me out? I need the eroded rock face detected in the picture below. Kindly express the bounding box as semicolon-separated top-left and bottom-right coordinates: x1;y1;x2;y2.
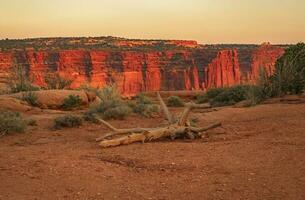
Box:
204;49;241;88
249;43;285;81
0;52;13;88
0;43;285;96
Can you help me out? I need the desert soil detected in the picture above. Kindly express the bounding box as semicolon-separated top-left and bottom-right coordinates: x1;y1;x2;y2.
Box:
0;101;305;200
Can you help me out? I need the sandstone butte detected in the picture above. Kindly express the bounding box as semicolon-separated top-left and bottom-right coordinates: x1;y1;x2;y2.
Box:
0;41;285;96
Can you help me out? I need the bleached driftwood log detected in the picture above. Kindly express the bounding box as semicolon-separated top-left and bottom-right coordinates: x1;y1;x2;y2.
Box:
96;92;222;148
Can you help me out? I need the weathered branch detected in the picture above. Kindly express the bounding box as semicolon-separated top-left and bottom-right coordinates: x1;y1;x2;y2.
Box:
157;92;174;124
100;125;188;148
99;122;221;148
95;118;156;141
96;127;155;142
189;122;222;135
96;96;221;148
97;118;118;131
178;103;211;126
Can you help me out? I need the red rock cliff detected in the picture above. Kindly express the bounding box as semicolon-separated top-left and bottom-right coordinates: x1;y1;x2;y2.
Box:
0;43;285;96
204;49;242;88
249;43;285;81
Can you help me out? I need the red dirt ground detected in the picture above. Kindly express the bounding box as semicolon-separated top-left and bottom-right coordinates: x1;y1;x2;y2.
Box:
0;102;305;200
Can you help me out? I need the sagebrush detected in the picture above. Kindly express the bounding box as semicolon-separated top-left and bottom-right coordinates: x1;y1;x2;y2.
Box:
132;94;159;117
167;96;184;107
22;91;39;106
54;115;83;129
84;85;131;121
0;110;27;136
196;85;250;107
61;95;82;110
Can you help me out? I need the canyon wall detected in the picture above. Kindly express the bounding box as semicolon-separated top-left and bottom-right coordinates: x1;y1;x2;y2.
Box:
249;43;285;81
0;42;285;96
204;49;241;88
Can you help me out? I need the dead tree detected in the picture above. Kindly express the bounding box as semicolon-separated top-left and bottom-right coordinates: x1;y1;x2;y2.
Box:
96;92;222;148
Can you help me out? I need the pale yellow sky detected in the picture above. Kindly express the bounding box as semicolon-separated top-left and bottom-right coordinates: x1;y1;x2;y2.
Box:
1;0;304;44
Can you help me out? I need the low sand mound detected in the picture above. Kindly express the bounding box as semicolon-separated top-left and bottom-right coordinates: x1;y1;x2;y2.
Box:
10;90;98;109
0;96;33;112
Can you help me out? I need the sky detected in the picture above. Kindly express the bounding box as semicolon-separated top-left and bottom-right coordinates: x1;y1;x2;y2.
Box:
0;0;305;44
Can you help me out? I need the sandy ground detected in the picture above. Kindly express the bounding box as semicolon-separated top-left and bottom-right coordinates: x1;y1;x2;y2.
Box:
0;102;305;200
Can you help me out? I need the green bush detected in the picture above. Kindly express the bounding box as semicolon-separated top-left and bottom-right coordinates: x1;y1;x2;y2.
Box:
54;115;83;129
83;109;99;123
196;85;251;107
132;94;159;117
209;85;250;107
246;68;273;105
196;88;227;104
61;95;82;110
22;91;38;106
0;110;27;136
270;43;305;95
167;96;184;107
206;88;227;99
84;85;131;121
96;84;121;103
245;43;305;104
196;94;209;104
102;106;132;120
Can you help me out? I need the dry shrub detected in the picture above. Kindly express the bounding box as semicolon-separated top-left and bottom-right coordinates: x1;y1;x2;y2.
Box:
0;110;27;136
54;115;83;129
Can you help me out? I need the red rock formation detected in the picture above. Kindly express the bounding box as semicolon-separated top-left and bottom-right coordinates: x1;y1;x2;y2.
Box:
89;51;109;88
143;52;162;91
249;43;285;81
204;49;241;88
0;52;13;89
26;51;52;86
57;50;91;88
120;52;145;96
0;42;286;96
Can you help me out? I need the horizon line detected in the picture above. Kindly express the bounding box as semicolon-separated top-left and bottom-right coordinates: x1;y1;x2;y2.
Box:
0;35;299;46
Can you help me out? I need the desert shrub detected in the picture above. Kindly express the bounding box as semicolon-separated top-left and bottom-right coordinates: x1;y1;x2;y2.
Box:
54;115;83;129
270;43;305;95
61;95;82;110
102;106;132;120
246;68;273;105
209;85;250;107
83;109;99;123
197;85;250;107
9;65;39;93
45;73;73;90
22;91;38;106
206;88;227;99
0;110;27;136
246;43;305;104
96;84;121;103
84;85;131;121
167;96;184;107
132;94;159;117
196;94;209;104
196;88;227;104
